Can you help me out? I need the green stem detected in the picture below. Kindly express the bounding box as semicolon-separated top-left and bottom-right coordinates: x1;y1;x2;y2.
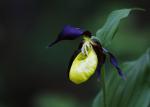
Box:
101;65;107;107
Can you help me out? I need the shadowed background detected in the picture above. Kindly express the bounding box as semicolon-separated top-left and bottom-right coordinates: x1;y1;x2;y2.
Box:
0;0;150;107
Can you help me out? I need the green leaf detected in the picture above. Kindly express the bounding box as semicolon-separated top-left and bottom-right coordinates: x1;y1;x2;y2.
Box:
92;48;150;107
95;8;144;47
33;93;80;107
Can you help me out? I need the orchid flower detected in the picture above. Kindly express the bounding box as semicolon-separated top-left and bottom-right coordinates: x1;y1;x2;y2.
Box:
48;25;125;84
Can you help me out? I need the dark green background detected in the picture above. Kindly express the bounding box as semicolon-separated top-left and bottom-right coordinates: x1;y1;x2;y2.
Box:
0;0;150;107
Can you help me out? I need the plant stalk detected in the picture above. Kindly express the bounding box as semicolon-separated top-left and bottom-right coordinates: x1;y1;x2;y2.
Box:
101;65;107;107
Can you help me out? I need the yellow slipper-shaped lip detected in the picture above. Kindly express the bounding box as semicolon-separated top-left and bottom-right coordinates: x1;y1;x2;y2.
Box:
69;47;98;84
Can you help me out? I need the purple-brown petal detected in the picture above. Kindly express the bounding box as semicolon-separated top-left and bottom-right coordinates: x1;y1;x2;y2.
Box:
92;40;106;80
59;25;84;40
96;64;101;81
48;25;84;47
108;52;126;80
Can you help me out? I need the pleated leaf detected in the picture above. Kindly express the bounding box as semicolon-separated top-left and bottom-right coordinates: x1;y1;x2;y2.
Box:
96;8;144;47
92;48;150;107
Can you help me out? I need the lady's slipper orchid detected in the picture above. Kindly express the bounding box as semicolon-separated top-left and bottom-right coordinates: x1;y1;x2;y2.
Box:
48;25;125;84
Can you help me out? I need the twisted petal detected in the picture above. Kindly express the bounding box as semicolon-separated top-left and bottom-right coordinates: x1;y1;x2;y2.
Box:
48;25;84;47
96;64;102;81
69;48;98;84
59;25;84;39
96;54;106;80
92;39;106;80
108;52;126;80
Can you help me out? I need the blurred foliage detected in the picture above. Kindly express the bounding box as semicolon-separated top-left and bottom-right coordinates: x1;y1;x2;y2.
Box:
33;93;81;107
95;8;142;46
85;9;150;60
92;8;150;107
93;48;150;107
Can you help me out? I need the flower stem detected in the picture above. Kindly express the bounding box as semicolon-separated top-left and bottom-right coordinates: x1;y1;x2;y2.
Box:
101;65;107;107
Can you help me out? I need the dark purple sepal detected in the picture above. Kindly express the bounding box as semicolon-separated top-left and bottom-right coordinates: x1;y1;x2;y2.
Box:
92;40;106;81
96;64;101;81
48;25;84;47
96;54;106;80
108;52;126;80
48;39;59;47
59;25;84;39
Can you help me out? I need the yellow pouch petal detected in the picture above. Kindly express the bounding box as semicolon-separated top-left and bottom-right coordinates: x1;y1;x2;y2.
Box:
69;48;98;84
